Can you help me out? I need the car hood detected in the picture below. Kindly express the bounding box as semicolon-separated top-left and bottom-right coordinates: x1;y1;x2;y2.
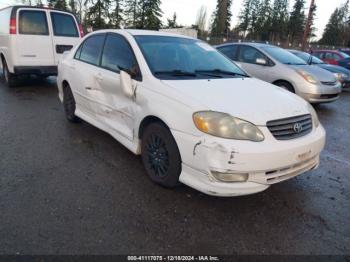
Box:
317;63;350;74
161;77;309;126
290;64;337;82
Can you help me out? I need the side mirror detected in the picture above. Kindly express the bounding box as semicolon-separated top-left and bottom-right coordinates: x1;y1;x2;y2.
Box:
256;58;268;66
120;70;134;98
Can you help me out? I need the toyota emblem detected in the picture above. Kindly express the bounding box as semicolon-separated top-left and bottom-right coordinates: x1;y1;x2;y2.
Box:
293;123;303;133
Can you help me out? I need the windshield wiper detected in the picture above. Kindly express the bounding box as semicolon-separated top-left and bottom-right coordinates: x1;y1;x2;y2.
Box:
284;62;306;65
154;70;197;77
195;69;248;77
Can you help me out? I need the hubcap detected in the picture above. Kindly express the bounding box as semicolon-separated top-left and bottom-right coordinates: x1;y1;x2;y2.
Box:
146;134;169;177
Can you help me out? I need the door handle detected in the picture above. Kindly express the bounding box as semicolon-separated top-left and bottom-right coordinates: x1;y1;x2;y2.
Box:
85;87;101;91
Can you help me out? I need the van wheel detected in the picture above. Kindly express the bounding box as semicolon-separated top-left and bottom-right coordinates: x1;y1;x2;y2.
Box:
63;85;80;123
275;81;295;93
2;58;16;88
141;122;182;188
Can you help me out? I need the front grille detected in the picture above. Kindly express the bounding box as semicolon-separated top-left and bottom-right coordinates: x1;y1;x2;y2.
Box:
320;94;339;99
321;81;337;86
267;114;312;140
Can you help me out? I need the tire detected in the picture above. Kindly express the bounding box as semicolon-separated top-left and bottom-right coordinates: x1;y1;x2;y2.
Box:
275;81;295;93
63;84;80;123
1;58;17;87
141;122;182;188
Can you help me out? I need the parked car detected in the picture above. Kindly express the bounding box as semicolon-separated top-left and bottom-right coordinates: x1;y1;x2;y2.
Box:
312;50;350;69
216;43;341;103
58;30;326;197
0;5;83;87
338;48;350;56
289;49;350;88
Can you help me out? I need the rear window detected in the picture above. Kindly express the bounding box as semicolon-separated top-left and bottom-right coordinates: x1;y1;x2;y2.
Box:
51;12;78;37
19;10;49;35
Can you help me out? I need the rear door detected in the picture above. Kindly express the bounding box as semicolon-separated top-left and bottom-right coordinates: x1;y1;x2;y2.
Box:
48;11;81;64
16;8;54;66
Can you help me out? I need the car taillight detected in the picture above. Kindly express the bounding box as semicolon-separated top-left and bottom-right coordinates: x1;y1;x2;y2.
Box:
9;18;16;34
78;24;84;38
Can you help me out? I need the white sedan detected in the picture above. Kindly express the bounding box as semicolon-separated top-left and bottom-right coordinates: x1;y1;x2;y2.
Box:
57;30;326;197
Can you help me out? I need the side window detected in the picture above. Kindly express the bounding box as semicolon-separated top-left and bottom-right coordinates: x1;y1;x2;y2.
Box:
333;54;341;61
101;34;137;73
325;53;333;60
217;45;237;60
50;12;78;37
79;34;105;66
238;45;266;64
18;10;49;35
74;44;83;59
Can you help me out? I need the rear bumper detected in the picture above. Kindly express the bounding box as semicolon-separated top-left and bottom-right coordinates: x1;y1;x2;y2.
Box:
14;66;57;76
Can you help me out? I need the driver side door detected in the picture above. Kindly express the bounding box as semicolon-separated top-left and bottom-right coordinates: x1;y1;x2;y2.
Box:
92;33;141;141
236;45;277;83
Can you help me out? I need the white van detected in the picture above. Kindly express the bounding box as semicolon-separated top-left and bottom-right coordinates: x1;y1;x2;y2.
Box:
0;5;83;87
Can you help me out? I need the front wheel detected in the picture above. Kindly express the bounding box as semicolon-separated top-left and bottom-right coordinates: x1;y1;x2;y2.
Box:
141;122;182;188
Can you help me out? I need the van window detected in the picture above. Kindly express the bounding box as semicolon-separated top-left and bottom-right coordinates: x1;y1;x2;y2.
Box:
51;12;78;37
19;10;49;35
79;34;105;66
101;34;137;73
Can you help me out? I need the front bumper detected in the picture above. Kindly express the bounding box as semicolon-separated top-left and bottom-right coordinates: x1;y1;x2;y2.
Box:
173;125;326;197
298;81;341;103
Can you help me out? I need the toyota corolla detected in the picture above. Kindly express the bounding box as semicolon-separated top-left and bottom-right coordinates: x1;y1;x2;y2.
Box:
57;30;326;197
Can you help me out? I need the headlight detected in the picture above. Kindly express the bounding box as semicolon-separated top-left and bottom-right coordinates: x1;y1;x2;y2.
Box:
296;70;318;84
333;72;348;81
193;111;265;142
307;103;319;128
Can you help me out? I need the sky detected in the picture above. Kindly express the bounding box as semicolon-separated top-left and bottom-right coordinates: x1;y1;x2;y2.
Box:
0;0;346;39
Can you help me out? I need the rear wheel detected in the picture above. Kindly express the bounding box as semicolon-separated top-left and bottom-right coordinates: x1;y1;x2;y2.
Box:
63;84;80;123
141;122;182;188
1;58;17;88
275;81;295;93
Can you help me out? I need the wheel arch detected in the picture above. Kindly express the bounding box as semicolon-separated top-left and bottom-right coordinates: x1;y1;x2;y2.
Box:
138;115;171;139
272;79;295;92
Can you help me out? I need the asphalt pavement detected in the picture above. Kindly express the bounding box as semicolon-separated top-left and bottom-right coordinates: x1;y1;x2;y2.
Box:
0;76;349;255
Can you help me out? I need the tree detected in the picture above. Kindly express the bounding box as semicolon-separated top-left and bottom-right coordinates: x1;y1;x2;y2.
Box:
306;2;317;42
69;0;77;15
47;0;68;11
166;12;178;28
288;0;306;44
320;0;349;46
136;0;163;30
270;0;289;42
84;0;109;29
195;5;208;39
124;0;138;28
238;0;252;38
210;0;233;38
110;0;124;28
255;0;272;40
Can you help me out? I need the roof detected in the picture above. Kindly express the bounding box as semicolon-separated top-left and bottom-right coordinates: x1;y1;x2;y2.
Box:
88;29;196;39
216;42;275;48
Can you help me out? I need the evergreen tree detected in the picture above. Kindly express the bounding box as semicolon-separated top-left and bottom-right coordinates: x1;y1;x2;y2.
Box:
84;0;109;29
167;12;178;28
124;0;138;28
306;2;317;41
238;0;252;37
69;0;77;15
270;0;289;42
36;0;44;6
320;0;349;46
255;0;272;40
110;0;124;28
211;0;233;38
288;0;306;44
136;0;162;30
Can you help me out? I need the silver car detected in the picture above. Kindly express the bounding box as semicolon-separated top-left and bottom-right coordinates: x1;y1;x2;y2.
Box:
216;43;342;103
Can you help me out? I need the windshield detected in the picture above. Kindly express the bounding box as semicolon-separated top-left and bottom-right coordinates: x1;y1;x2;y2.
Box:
262;46;307;65
340;51;350;58
134;35;248;80
293;51;324;64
